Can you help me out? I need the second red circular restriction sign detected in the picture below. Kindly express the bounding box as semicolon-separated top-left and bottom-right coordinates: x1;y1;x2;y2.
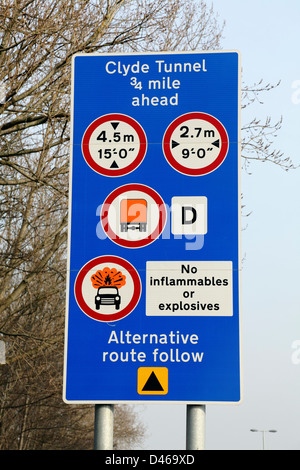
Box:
163;112;229;176
82;113;147;177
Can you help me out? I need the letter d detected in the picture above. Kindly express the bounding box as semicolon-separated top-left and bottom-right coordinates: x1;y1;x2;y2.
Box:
182;206;197;225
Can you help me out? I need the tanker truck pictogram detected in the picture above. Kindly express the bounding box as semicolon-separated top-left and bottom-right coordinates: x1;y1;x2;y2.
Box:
120;198;147;232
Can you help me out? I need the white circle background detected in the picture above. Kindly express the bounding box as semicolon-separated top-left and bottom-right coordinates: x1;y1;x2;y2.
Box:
170;118;222;169
88;121;140;170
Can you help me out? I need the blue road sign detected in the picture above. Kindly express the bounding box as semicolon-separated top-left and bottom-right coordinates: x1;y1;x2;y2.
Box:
63;51;242;404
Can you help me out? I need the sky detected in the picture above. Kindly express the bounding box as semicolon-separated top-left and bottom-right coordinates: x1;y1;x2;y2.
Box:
138;0;300;450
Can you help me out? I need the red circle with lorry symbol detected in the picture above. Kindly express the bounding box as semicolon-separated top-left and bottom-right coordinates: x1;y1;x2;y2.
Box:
101;183;167;248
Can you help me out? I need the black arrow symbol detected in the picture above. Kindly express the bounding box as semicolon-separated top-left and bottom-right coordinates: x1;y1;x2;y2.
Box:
172;140;180;149
111;122;120;130
142;371;164;392
212;139;220;148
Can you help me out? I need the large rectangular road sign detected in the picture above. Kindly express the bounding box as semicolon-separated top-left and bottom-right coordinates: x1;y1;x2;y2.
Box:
63;51;242;404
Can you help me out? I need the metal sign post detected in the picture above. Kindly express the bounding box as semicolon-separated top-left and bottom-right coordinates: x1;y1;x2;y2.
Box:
94;404;114;450
64;51;241;445
186;405;206;450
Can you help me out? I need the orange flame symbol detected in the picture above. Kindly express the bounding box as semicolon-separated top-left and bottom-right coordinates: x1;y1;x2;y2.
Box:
91;267;126;289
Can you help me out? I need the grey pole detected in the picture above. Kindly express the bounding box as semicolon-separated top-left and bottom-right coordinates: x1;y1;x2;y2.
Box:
94;404;114;450
250;429;277;450
186;404;206;450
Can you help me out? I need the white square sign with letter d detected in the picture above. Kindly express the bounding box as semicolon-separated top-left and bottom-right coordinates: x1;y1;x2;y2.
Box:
171;196;207;235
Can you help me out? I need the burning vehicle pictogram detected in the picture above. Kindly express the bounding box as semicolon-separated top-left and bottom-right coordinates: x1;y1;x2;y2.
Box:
91;267;126;311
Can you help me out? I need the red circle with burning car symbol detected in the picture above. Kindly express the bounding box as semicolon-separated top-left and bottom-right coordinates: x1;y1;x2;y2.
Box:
74;256;141;322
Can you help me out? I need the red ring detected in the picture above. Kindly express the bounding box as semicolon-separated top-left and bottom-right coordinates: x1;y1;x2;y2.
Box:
74;255;141;322
82;114;147;177
101;184;167;248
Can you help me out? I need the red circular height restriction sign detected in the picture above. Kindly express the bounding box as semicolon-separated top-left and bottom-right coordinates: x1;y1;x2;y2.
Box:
82;113;147;177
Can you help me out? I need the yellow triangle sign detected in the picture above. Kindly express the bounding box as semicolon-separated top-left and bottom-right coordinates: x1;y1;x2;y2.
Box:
137;367;168;395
